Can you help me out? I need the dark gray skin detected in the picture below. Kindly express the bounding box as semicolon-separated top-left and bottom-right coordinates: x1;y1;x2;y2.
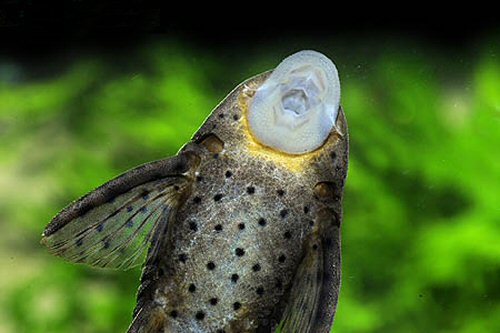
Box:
42;71;348;333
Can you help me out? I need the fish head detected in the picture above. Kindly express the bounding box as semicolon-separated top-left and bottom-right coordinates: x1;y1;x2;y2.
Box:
187;50;347;180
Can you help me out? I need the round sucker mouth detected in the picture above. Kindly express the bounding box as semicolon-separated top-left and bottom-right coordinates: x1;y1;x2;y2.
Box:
247;50;341;155
282;88;309;116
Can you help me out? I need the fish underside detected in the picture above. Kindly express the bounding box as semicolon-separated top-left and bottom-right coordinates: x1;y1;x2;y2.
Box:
42;71;349;333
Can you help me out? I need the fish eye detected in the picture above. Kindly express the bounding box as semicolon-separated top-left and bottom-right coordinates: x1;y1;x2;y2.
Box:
247;50;340;154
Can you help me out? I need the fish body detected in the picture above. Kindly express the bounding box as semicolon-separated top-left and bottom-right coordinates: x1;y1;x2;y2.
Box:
42;52;348;333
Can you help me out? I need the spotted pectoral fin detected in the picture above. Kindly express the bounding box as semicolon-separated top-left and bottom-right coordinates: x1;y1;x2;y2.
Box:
41;152;198;270
280;209;341;333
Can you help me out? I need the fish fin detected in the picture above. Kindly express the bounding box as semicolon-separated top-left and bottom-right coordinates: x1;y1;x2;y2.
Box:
130;212;173;333
127;305;165;333
41;152;198;270
280;208;341;333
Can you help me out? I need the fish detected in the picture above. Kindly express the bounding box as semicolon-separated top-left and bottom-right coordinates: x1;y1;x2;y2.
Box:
41;50;349;333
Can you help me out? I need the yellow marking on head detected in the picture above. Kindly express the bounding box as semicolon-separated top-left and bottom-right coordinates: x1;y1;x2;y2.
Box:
238;83;325;173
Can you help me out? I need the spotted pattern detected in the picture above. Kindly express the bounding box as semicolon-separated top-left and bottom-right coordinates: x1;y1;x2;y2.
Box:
161;154;316;331
146;77;347;331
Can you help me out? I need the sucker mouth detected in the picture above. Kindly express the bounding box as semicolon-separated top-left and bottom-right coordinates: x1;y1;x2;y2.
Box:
281;88;309;116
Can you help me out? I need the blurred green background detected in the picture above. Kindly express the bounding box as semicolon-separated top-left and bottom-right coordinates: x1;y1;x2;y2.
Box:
0;35;499;333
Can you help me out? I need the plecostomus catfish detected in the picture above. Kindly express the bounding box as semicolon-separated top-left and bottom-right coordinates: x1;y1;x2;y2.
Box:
42;50;349;333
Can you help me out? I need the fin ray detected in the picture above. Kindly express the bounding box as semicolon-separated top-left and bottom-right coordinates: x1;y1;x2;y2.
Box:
280;210;341;332
42;154;196;270
281;238;324;332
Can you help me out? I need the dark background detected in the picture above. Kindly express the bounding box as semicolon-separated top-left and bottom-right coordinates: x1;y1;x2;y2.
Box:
0;2;497;52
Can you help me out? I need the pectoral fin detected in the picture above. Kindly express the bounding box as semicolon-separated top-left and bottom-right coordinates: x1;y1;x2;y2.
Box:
280;209;341;333
41;152;198;270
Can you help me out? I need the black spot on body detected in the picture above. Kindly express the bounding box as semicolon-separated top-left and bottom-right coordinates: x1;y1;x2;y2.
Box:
189;222;198;232
225;170;232;178
218;113;225;119
174;185;180;191
280;209;288;218
233;114;239;121
193;196;201;204
258;218;266;226
96;223;104;232
304;206;309;214
170;310;178;318
252;263;261;272
284;231;292;239
238;223;245;230
195;311;205;320
235;248;245;257
207;261;216;270
231;274;239;283
313;244;318;250
215;224;223;232
246;186;255;194
213;153;219;159
233;302;241;311
277;189;285;196
196;176;203;182
209;297;218;305
178;253;187;263
256;286;264;296
189;284;196;292
127;206;133;212
214;193;223;202
278;254;286;263
276;279;283;290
